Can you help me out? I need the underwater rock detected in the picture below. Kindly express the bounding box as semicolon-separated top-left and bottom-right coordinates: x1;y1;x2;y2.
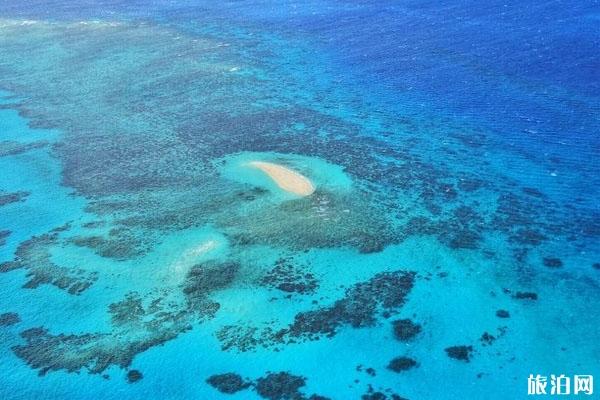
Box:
495;309;510;318
11;286;219;375
109;293;146;327
0;140;48;157
1;231;97;295
391;319;421;341
387;356;418;372
0;229;10;246
513;291;538;300
457;178;484;192
126;369;143;383
444;345;473;362
71;225;153;260
480;332;496;346
522;187;544;198
0;312;20;326
593;263;600;270
542;257;563;268
361;385;408;400
285;271;415;339
183;261;239;309
206;373;251;394
261;257;318;295
218;270;416;351
0;190;29;207
12;323;190;375
255;372;306;400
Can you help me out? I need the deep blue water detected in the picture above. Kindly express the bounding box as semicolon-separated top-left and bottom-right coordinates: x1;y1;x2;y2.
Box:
0;1;598;399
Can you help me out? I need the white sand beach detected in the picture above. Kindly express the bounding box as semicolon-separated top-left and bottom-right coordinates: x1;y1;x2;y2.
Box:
247;161;315;196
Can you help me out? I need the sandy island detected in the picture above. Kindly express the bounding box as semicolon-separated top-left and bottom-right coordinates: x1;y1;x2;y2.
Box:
247;161;315;196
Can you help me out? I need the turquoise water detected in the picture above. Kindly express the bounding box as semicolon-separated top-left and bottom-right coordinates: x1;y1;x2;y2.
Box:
0;2;598;399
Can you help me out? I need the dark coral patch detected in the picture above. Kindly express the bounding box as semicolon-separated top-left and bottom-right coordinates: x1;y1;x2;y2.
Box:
0;140;48;157
218;270;415;352
0;312;20;326
126;369;143;383
387;356;418;372
261;257;318;295
206;373;251;394
513;291;538;300
593;263;600;270
480;332;496;346
542;257;563;268
1;231;97;295
361;385;408;400
391;319;421;341
255;372;306;400
285;271;415;339
70;228;150;260
457;178;484;192
0;229;10;246
522;187;544;198
184;261;239;311
495;309;510;318
11;286;220;375
0;191;29;207
445;345;473;362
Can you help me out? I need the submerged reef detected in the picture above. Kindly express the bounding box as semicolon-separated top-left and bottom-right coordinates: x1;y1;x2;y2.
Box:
361;385;408;400
260;257;318;295
0;229;10;246
126;370;143;383
391;319;421;341
0;140;48;157
0;229;97;295
387;356;418;372
206;371;330;400
217;270;415;352
11;256;238;375
207;373;252;394
70;230;150;260
444;345;474;362
0;190;29;207
0;312;20;326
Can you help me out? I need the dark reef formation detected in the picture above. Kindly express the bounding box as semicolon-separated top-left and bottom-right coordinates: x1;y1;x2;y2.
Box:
542;257;563;268
444;345;473;362
261;257;318;295
391;319;421;341
0;312;20;326
0;190;30;207
255;372;307;400
361;384;408;400
207;373;252;394
70;230;150;261
495;309;510;318
126;369;143;383
0;229;97;295
0;229;10;246
387;356;418;372
513;291;538;300
0;140;49;157
217;270;415;352
206;371;330;399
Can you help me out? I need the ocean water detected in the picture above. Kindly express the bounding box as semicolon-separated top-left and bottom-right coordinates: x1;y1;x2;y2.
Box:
0;1;598;399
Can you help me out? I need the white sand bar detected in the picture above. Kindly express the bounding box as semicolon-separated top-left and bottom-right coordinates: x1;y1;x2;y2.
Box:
247;161;315;196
